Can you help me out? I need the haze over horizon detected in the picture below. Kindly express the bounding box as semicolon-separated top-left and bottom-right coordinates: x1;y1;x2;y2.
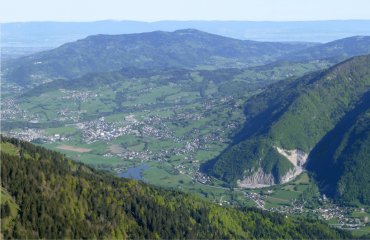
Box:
1;0;370;23
2;0;370;46
3;1;370;239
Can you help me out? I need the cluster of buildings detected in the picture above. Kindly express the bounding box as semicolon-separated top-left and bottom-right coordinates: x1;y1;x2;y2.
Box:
4;129;44;142
220;96;234;102
227;120;239;129
141;125;174;139
116;149;157;161
240;189;370;229
4;128;73;143
1;98;18;108
1;108;24;120
203;99;219;109
175;112;203;121
0;95;85;123
79;120;135;144
57;109;86;117
193;171;210;184
202;132;224;143
0;98;24;121
168;82;188;88
0;82;24;92
137;87;153;93
53;116;80;122
58;89;101;102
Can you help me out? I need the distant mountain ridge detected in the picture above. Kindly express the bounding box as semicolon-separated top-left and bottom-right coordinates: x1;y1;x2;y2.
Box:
3;29;370;88
2;20;370;47
280;36;370;61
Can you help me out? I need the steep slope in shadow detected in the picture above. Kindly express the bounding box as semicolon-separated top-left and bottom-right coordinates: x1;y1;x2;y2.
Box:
200;70;327;178
307;90;370;201
203;54;370;188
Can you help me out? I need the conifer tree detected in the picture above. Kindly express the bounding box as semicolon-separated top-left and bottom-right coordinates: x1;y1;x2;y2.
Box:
5;201;11;217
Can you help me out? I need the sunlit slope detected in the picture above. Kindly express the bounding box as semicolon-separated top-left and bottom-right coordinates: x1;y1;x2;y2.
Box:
0;136;353;239
208;54;370;191
2;29;314;86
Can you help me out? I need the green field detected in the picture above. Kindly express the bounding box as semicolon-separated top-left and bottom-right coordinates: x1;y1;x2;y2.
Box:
293;172;310;184
1;187;20;233
44;126;78;136
143;167;192;186
2;60;338;210
264;197;290;209
345;229;370;237
326;218;339;224
1;142;18;155
271;189;301;200
75;154;124;166
350;212;370;218
142;166;244;203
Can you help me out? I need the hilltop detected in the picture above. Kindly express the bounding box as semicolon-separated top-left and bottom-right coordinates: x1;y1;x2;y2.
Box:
3;31;369;89
207;54;370;206
1;29;315;86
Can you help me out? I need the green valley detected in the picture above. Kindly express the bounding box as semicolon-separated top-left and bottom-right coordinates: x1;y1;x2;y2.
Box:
0;136;355;239
2;27;370;239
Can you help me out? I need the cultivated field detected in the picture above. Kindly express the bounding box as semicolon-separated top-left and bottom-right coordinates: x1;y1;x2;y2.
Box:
56;145;92;153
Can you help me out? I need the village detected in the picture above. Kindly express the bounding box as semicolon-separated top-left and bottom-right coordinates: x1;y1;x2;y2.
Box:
3;93;370;231
57;89;102;102
6;117;370;229
242;190;370;229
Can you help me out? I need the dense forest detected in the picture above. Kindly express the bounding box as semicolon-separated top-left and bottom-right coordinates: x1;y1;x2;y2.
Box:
3;31;370;87
280;36;370;61
207;54;370;199
3;29;313;86
0;136;354;239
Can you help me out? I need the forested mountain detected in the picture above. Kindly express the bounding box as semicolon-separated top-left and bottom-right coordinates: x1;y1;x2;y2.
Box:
280;36;370;61
206;54;370;204
0;136;353;239
307;102;370;205
2;29;316;86
3;30;369;88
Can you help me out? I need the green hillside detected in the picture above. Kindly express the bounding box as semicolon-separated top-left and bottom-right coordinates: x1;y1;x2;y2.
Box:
207;54;370;196
308;107;370;205
281;36;370;61
3;31;369;88
1;29;315;86
0;136;353;239
0;59;339;209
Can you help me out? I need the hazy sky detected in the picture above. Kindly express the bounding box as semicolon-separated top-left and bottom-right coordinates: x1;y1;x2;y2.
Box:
1;0;370;23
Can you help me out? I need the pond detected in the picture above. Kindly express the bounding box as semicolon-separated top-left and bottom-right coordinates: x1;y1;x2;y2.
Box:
119;164;151;182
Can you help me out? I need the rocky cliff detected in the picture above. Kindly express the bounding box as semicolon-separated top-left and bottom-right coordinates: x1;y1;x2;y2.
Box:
237;148;308;188
238;168;276;186
274;147;309;167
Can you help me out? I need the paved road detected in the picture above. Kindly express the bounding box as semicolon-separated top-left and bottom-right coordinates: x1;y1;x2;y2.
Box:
241;191;265;209
161;164;263;208
192;178;264;208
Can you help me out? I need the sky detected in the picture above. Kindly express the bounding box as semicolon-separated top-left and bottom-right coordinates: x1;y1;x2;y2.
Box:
1;0;370;23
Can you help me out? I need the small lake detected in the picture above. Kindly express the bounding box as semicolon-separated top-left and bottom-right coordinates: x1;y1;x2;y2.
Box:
119;164;151;182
